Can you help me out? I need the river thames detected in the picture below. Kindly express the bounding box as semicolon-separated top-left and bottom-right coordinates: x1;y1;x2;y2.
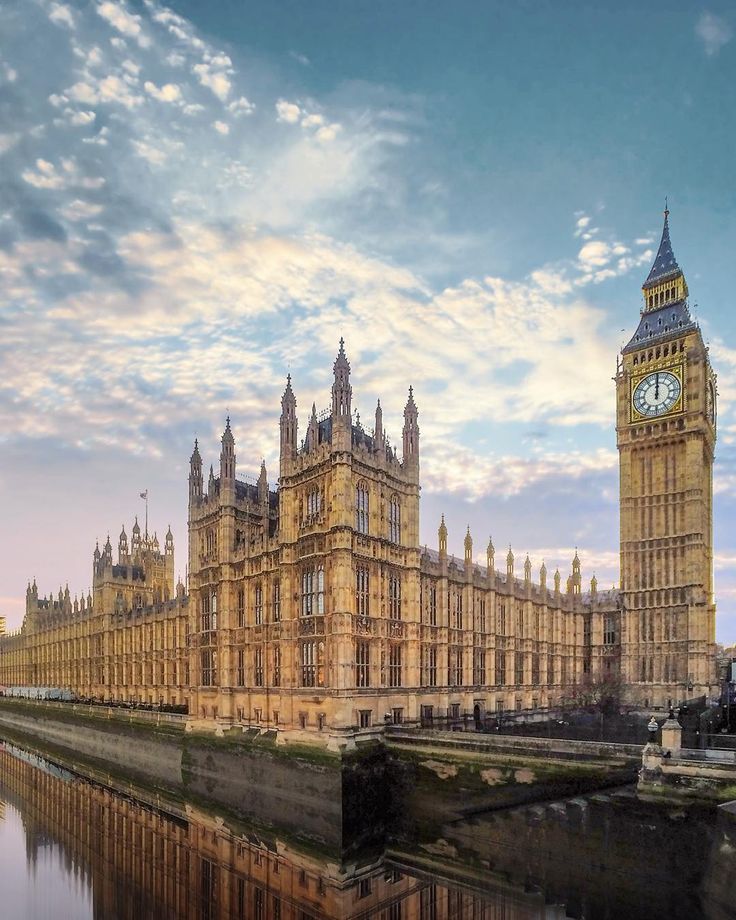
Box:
1;736;734;920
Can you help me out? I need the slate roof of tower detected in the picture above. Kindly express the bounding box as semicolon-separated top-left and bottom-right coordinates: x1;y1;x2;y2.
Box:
643;211;681;288
623;298;696;353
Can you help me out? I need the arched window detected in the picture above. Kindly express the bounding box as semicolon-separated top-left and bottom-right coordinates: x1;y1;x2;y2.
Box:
389;573;401;620
301;640;324;687
389;496;401;544
306;486;321;520
355;482;369;534
301;565;325;616
356;565;370;617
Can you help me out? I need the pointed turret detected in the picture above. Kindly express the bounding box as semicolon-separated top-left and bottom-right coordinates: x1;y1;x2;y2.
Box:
374;399;384;451
258;459;268;502
626;206;695;350
306;402;319;452
644;206;684;290
487;536;495;577
189;438;203;504
165;525;173;556
554;568;561;594
131;517;142;561
590;573;598;597
524;554;532;583
402;386;419;473
103;534;112;565
506;545;514;578
118;525;128;564
208;464;216;497
540;560;547;591
331;339;352;449
438;514;448;560
464;526;473;568
571;548;581;595
280;374;298;462
219;416;236;503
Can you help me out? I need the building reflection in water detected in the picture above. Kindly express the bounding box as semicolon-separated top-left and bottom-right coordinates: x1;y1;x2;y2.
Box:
0;740;550;920
1;739;735;919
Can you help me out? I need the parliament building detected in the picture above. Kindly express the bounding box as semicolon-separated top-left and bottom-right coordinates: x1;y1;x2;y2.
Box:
0;210;718;743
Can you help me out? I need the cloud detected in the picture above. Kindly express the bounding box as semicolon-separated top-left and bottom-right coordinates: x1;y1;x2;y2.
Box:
227;96;255;116
48;3;75;29
144;80;182;103
695;12;733;56
276;99;301;124
213;120;229;135
96;1;150;48
192;61;231;101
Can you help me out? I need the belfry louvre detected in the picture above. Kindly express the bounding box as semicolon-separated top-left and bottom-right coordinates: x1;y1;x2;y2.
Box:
0;211;717;743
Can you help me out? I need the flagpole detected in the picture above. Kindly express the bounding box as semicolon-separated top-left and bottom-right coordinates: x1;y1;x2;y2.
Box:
145;491;148;541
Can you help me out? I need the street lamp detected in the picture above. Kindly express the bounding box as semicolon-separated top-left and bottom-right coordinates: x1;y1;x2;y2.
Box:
647;716;659;745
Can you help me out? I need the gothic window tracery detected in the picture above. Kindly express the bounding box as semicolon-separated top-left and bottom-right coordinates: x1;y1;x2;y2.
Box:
355;482;369;534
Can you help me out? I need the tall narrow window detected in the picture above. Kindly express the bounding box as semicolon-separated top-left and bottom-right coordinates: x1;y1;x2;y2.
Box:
301;565;325;616
389;643;402;687
201;648;216;686
389;573;401;620
254;584;263;625
201;592;211;632
426;583;437;626
389;496;401;544
237;588;245;628
273;646;281;687
356;565;370;617
453;590;463;629
301;640;324;687
355;482;369;535
254;647;264;686
236;649;245;686
306;487;321;519
356;639;370;687
495;649;506;686
423;645;437;687
473;649;486;685
272;582;281;622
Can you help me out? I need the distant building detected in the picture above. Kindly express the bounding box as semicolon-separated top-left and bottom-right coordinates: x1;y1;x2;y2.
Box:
0;209;718;742
0;617;5;637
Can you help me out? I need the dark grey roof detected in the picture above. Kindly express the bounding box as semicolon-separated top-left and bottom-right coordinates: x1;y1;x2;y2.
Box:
644;211;681;288
623;299;696;353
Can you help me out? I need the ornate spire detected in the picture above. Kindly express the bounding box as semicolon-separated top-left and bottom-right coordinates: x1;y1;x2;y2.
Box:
331;338;352;422
402;385;419;469
280;374;298;460
374;399;384;450
524;554;532;581
464;525;473;566
438;514;448;558
644;205;680;287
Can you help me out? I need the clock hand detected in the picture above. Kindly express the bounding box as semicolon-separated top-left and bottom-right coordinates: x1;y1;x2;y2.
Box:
655;373;659;400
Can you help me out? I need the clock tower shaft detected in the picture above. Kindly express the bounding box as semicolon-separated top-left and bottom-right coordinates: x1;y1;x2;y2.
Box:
616;209;717;705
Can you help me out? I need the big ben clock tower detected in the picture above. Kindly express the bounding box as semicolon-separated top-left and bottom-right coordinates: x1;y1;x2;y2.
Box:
617;207;717;705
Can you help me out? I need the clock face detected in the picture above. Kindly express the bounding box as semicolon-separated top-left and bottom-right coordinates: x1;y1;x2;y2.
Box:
632;370;682;418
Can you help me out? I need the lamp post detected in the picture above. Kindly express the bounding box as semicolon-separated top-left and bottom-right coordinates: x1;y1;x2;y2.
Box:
647;716;659;746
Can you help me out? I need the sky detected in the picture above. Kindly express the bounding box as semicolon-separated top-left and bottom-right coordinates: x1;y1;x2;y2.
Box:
1;1;736;640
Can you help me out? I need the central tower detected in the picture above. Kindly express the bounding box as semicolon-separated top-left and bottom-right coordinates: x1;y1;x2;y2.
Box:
616;208;717;704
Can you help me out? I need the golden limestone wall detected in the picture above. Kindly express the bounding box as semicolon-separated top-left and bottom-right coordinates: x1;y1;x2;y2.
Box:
183;347;615;740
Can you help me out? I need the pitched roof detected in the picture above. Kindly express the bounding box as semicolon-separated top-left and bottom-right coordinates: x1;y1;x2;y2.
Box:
644;210;681;288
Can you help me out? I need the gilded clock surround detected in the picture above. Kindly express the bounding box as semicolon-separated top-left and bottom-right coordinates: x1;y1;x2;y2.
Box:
629;364;684;422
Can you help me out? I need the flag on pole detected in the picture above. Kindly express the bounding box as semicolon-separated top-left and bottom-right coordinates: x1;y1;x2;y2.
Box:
140;490;148;500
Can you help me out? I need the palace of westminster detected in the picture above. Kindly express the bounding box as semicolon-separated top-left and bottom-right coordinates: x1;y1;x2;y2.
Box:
0;211;719;742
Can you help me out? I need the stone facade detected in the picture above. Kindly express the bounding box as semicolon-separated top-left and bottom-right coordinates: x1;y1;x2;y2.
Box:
0;210;718;738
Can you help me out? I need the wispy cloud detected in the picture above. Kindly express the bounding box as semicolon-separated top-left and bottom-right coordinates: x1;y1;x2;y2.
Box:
695;11;733;56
